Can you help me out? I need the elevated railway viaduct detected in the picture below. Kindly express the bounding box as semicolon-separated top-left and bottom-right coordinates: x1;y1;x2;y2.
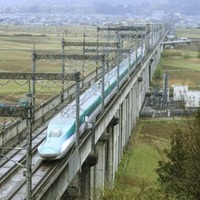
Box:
0;23;168;200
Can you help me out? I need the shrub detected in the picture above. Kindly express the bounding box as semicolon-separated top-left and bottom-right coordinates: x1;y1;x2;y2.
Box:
183;53;191;59
153;67;163;80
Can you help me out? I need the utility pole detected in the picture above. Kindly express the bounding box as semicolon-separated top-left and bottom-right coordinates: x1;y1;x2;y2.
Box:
61;37;65;102
0;97;33;200
32;45;36;116
75;72;81;148
26;92;33;200
116;35;121;91
101;55;105;110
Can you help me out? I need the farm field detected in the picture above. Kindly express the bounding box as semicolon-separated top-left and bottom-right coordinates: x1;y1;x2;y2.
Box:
0;25;100;106
1;27;199;103
0;25;102;126
175;28;200;39
159;49;200;89
160;29;200;89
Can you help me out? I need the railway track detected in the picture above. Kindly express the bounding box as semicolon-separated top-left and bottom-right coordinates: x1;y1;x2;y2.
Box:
4;159;59;200
0;121;76;200
0;125;47;199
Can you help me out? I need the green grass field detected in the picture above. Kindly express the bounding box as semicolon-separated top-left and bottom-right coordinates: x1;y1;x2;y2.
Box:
156;46;200;89
111;118;181;199
176;28;200;39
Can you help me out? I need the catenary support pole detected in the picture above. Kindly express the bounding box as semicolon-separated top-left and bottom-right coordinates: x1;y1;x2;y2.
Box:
26;92;33;200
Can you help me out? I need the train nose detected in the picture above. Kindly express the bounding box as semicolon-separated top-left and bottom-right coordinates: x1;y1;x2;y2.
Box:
38;147;59;159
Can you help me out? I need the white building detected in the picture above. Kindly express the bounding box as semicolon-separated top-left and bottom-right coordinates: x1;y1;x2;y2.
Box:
185;91;200;107
173;85;200;108
173;85;188;101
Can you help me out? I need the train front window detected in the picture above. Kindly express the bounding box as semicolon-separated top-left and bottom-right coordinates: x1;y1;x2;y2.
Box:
49;130;62;137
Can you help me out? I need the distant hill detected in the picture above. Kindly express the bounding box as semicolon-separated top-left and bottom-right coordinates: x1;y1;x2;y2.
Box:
0;0;165;6
165;0;200;15
0;0;200;16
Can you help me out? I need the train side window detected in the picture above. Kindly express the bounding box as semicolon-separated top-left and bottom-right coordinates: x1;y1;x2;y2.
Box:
50;130;62;137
